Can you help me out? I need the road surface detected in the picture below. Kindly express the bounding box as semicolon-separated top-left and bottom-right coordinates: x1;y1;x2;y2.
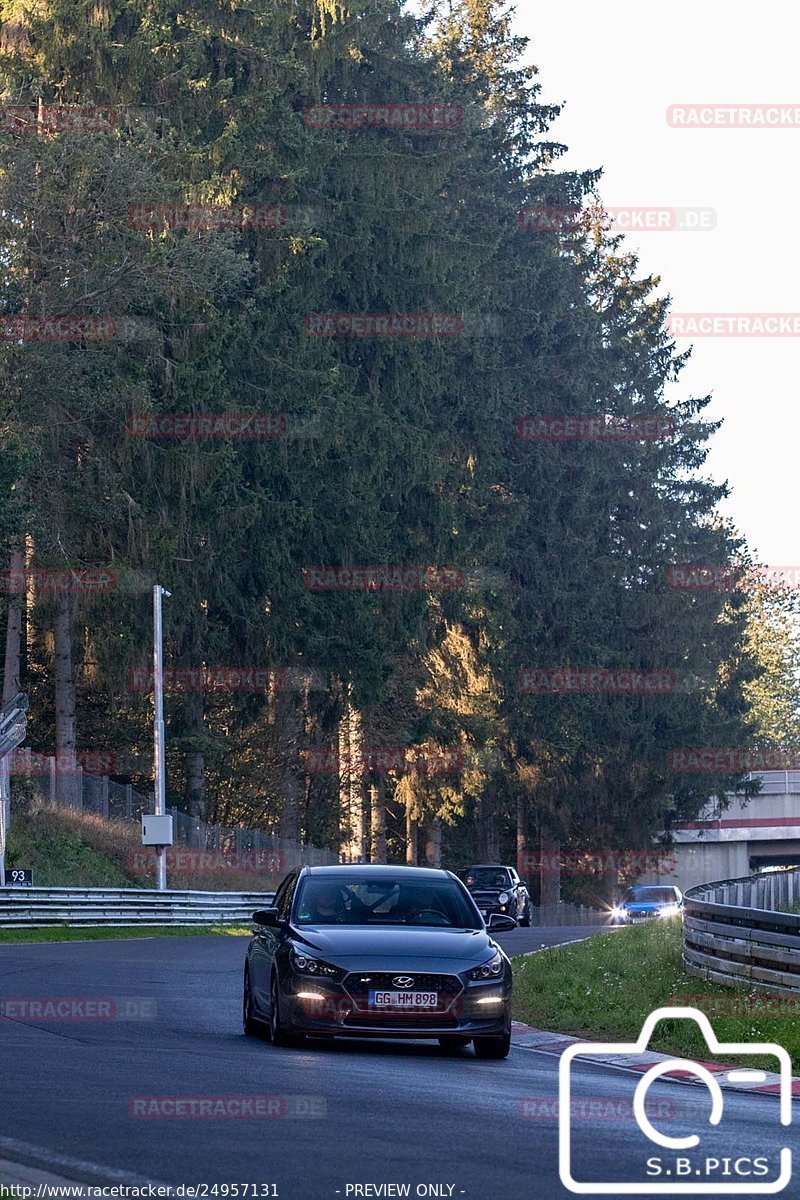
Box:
0;930;789;1198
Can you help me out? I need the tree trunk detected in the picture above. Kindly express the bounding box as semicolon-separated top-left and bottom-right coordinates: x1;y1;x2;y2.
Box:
338;690;366;861
54;592;77;806
405;797;418;865
516;792;528;882
280;690;303;846
369;776;387;863
424;816;442;867
2;546;24;704
184;690;206;847
603;859;619;907
539;830;561;908
479;796;496;864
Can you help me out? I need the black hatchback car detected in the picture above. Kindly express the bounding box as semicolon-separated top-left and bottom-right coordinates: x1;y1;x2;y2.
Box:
243;864;515;1058
458;864;532;926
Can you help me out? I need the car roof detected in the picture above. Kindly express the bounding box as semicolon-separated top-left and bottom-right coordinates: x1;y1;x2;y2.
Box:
462;864;513;870
300;864;454;880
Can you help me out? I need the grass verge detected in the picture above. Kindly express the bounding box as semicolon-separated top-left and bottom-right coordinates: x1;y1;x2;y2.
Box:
0;924;250;943
6;799;283;891
512;919;800;1070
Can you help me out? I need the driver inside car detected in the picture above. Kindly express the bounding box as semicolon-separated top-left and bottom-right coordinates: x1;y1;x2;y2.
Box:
303;884;349;924
402;886;449;924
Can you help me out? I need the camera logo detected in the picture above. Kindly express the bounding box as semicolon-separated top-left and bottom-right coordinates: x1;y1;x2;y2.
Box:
558;1006;792;1194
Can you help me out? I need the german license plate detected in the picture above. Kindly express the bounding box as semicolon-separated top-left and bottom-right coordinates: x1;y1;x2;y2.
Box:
368;990;438;1008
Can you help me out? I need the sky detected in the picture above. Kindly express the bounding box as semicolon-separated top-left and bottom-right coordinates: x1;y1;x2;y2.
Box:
513;0;800;567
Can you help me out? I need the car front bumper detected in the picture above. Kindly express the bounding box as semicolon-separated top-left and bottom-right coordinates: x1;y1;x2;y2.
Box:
281;972;512;1039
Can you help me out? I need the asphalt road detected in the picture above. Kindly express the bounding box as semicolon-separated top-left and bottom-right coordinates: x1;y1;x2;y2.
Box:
0;929;790;1200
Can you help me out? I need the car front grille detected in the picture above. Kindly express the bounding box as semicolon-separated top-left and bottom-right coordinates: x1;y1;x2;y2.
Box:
342;972;463;1013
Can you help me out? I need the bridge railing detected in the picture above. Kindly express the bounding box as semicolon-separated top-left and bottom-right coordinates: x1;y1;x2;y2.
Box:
683;868;800;994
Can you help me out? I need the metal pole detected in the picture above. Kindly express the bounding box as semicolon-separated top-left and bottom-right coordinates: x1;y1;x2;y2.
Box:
153;585;170;891
0;755;7;887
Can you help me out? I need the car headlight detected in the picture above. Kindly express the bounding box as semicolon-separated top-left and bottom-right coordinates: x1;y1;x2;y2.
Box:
658;905;681;918
498;892;510;905
468;951;504;980
611;906;626;919
290;947;342;978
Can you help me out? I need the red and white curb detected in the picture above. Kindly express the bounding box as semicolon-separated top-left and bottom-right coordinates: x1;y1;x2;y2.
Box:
511;1020;800;1098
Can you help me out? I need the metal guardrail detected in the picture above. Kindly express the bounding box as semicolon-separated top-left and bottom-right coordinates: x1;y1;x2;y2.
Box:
0;886;275;928
683;868;800;994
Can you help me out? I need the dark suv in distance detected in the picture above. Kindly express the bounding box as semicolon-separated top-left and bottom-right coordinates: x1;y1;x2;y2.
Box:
457;864;532;926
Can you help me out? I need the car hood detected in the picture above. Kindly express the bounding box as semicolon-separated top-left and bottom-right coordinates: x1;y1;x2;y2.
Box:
624;902;664;911
289;925;496;968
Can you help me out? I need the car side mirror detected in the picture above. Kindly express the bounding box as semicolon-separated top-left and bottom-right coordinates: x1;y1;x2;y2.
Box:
487;913;516;932
252;907;280;927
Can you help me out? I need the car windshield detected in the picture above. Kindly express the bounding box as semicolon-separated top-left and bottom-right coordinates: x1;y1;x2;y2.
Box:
461;868;511;888
623;887;676;903
294;877;481;928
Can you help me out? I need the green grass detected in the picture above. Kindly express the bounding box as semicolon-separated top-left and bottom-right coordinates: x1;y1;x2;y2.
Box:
512;920;800;1070
6;804;134;887
0;924;250;943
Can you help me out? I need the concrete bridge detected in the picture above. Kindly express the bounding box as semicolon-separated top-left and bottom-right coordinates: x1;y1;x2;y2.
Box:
646;771;800;890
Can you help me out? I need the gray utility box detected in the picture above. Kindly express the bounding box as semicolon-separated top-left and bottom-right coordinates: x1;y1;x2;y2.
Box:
141;814;174;846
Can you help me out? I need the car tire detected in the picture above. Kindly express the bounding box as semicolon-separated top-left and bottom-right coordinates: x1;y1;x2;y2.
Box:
473;1031;511;1059
437;1035;471;1051
269;976;304;1048
242;967;262;1037
519;900;531;927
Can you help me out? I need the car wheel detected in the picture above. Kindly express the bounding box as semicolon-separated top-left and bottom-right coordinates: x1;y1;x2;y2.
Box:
269;976;304;1048
242;966;262;1037
519;900;531;927
473;1031;511;1059
437;1035;471;1051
